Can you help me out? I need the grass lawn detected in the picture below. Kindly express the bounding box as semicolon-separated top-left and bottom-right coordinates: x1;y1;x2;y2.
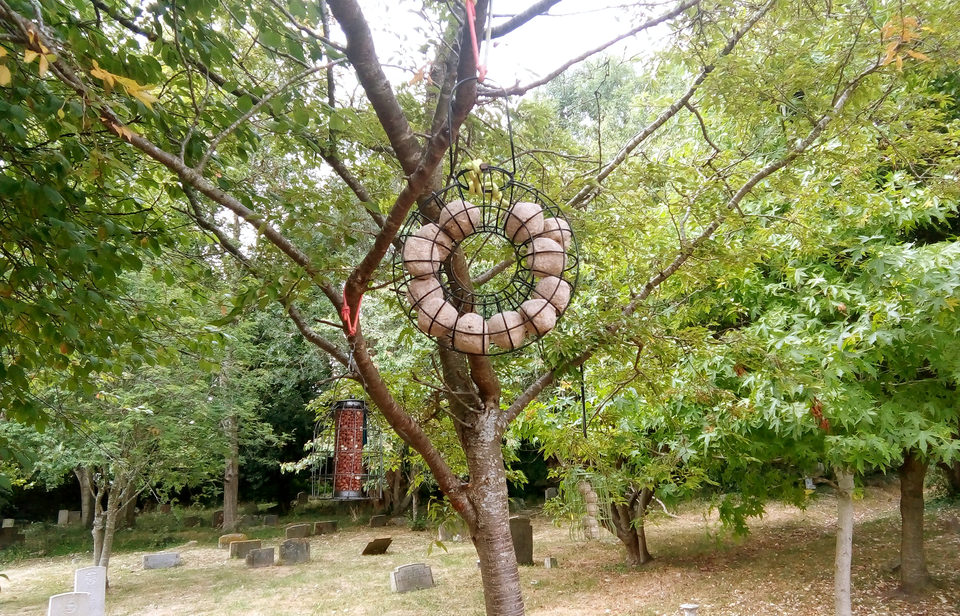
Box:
1;487;958;615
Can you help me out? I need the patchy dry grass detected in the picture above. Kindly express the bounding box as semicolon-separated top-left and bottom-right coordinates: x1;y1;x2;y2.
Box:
2;487;958;615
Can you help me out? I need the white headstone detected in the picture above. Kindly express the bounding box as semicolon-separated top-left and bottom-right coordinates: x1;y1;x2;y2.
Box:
48;592;90;616
680;604;700;616
142;552;181;569
390;563;434;593
1;518;14;528
74;566;106;616
58;510;70;526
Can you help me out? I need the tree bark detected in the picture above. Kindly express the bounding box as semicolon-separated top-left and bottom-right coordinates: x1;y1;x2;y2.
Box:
898;450;931;594
75;467;95;529
466;439;524;616
834;468;854;616
608;487;654;566
222;413;240;532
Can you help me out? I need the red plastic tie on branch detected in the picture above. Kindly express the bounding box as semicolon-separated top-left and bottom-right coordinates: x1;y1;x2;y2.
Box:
341;287;362;337
466;0;487;83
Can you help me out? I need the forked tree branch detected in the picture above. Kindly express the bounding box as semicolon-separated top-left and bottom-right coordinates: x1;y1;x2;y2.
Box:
565;0;776;209
489;0;701;97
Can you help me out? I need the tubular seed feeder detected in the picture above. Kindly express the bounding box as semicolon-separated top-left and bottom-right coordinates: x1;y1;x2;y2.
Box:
310;399;385;501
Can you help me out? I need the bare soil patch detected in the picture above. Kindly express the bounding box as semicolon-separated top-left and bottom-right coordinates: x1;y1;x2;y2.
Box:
2;488;958;615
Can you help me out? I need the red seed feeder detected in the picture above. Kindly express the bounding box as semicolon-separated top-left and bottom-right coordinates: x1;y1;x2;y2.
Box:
310;399;384;501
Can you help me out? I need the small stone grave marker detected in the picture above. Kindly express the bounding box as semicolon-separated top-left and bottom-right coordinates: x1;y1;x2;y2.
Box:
360;537;392;555
57;510;70;526
544;488;558;501
296;492;308;506
543;557;558;569
509;517;533;566
285;523;311;539
212;510;224;528
2;518;14;528
279;539;310;565
263;514;279;526
160;504;172;514
48;591;90;616
246;547;275;568
368;515;387;527
68;511;82;524
229;539;262;559
74;566;106;616
218;533;248;549
437;523;454;542
142;552;181;570
313;520;338;535
390;563;434;593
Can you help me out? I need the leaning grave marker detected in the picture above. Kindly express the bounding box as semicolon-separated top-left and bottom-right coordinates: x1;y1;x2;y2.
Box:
229;539;262;559
284;523;311;539
142;552;181;569
279;538;310;565
246;547;275;568
360;537;392;555
390;563;435;593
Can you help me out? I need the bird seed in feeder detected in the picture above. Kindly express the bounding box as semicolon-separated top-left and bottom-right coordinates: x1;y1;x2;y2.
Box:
439;199;481;241
452;312;489;354
403;224;453;278
525;237;567;278
520;299;557;336
487;310;527;350
416;298;458;337
504;201;544;244
532;276;572;312
540;218;572;250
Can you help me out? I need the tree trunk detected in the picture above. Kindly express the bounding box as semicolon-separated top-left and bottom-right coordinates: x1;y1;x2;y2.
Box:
75;467;95;529
938;460;960;497
834;468;854;616
898;450;930;594
222;413;240;532
609;487;654;566
465;440;524;616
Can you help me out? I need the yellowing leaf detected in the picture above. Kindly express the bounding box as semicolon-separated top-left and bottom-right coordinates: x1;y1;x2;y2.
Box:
131;88;158;109
904;49;930;62
38;54;48;77
881;42;898;66
23;49;38;64
896;54;903;71
0;47;7;59
0;65;10;87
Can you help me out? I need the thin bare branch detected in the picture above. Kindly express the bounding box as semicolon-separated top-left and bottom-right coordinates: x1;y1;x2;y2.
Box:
490;0;566;38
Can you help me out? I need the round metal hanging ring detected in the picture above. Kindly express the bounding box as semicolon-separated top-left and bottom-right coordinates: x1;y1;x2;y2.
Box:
393;164;578;356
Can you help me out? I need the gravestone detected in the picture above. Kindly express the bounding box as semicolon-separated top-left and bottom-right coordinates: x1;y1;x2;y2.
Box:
74;566;106;616
68;511;81;524
285;523;311;539
58;510;70;526
313;520;337;535
48;591;90;616
437;523;454;542
212;510;224;528
296;492;308;506
0;526;25;548
390;563;435;593
543;557;558;569
544;488;558;501
229;539;262;559
245;547;275;568
391;517;409;527
263;514;279;526
680;604;700;616
368;515;387;527
143;553;181;569
2;518;14;528
183;516;200;528
360;537;392;555
278;539;310;565
218;533;248;549
509;517;534;566
160;504;172;514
